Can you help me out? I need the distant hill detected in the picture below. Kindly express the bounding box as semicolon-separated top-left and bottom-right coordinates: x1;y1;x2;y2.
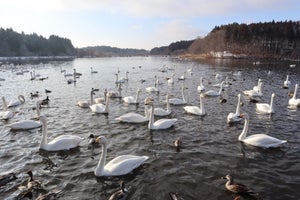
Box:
0;28;75;57
151;20;300;60
77;46;149;57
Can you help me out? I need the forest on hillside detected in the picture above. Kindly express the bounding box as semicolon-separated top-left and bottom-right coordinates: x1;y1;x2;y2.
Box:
0;28;75;57
151;20;300;59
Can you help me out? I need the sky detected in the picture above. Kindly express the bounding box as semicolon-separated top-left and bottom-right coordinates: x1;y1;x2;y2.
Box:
0;0;299;50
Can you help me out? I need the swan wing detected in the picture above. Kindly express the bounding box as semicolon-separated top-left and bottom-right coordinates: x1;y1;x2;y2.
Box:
90;103;105;113
184;106;204;115
204;90;218;96
169;98;186;105
243;134;287;148
123;96;135;103
153;118;177;130
8;120;41;130
256;103;270;113
103;155;149;176
115;112;147;123
46;135;83;151
154;108;170;116
289;98;300;106
0;111;14;120
78;100;90;108
227;112;241;123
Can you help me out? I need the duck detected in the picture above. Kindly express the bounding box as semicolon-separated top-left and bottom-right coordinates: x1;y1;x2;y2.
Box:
108;181;129;200
227;94;242;123
7;95;25;108
204;81;224;97
289;84;300;106
154;94;174;116
90;93;111;114
146;100;177;130
41;96;50;105
256;93;275;114
88;134;100;145
222;174;258;196
197;77;205;92
30;91;39;98
238;113;287;148
94;136;149;177
169;192;184;200
77;88;98;108
123;88;142;104
115;97;152;123
39;115;83;151
0;172;17;187
183;94;206;116
26;170;43;190
0;97;15;120
283;75;291;89
169;86;187;105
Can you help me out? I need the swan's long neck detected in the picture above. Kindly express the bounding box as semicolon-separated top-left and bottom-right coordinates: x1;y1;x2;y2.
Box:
2;97;8;111
144;104;149;118
90;91;94;105
40;119;48;148
235;94;241;115
286;75;289;81
36;102;41;117
270;94;275;111
258;82;263;93
104;95;110;112
239;115;249;141
148;105;154;129
166;95;171;112
96;141;107;176
293;84;298;99
115;74;118;82
200;77;203;87
135;91;140;103
218;83;223;95
181;87;186;102
199;95;204;113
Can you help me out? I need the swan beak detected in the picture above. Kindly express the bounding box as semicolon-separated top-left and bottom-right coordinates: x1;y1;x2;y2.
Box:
95;136;101;143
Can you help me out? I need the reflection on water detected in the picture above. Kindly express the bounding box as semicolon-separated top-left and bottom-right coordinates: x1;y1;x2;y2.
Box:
0;57;299;200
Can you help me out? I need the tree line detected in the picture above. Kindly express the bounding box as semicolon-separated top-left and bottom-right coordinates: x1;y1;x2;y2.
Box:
0;28;75;57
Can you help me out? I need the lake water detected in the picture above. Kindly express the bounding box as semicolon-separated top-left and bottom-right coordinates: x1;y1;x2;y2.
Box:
0;56;299;200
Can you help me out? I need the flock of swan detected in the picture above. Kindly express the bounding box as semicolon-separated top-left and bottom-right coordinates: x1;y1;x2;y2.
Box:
0;61;299;199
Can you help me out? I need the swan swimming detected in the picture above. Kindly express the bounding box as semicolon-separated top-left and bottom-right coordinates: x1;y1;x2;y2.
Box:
7;101;42;130
197;77;205;92
244;80;263;97
227;94;242;123
90;93;111;114
7;95;25;108
39;115;83;151
169;86;187;105
94;89;107;104
94;136;149;176
123;88;142;104
0;97;14;120
289;84;300;106
154;94;174;116
77;88;98;108
283;75;291;89
256;93;275;114
183;94;206;116
204;81;224;97
146;77;160;93
115;97;152;123
146;100;177;130
238;113;287;148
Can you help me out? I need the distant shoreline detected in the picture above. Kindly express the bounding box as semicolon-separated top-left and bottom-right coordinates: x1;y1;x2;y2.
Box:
0;56;76;63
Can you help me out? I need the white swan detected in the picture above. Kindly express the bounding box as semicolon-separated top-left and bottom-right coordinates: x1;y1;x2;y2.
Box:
108;84;122;98
167;73;175;85
238;113;287;148
146;77;159;93
256;93;275;114
7;101;42;130
147;100;177;130
115;98;151;123
197;77;205;92
39;116;83;151
77;88;97;108
94;89;107;104
289;84;300;106
154;94;173;116
283;75;291;89
90;93;111;114
94;136;149;177
7;95;25;107
115;73;126;84
123;88;142;104
90;67;98;74
253;79;262;92
183;94;206;116
0;97;14;120
178;72;186;80
213;77;229;88
227;94;242;123
169;86;187;105
204;81;224;97
244;82;263;97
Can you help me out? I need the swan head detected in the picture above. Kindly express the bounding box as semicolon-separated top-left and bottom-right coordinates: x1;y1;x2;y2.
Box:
239;113;248;119
271;93;276;98
144;97;154;105
97;136;107;145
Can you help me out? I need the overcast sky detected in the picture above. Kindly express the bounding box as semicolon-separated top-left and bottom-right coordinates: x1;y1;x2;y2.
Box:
0;0;299;50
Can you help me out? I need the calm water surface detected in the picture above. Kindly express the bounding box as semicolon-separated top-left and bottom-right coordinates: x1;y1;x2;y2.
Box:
0;57;299;200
